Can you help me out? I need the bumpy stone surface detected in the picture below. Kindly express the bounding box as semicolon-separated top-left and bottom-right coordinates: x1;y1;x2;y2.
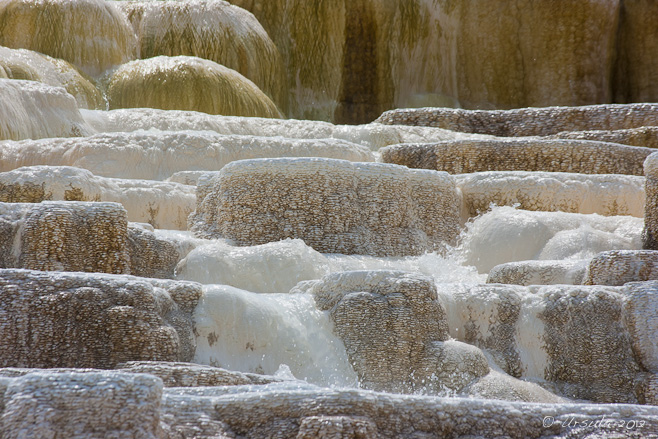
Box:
303;271;451;392
0;201;130;274
456;171;645;218
376;103;658;137
106;56;282;118
0;371;163;439
644;152;658;249
623;281;658;374
127;224;181;279
0;79;91;141
585;250;658;286
162;386;658;438
552;126;658;148
0;130;374;181
190;158;462;256
0;269;202;368
381;139;653;175
0;166;195;230
441;282;646;403
117;0;286;111
0;0;136;76
0;46;103;109
487;260;589;286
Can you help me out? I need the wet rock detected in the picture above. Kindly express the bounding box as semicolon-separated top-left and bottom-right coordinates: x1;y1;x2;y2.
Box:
487;260;589;286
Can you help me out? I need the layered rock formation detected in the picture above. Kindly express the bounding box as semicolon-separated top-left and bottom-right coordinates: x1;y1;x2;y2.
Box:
552;126;658;148
0;166;195;229
0;46;103;109
190;158;462;256
106;56;282;118
0;269;201;368
487;260;589;286
0;0;136;76
376;104;658;137
585;250;658;286
456;171;644;218
644;152;658;249
382;138;653;176
116;0;286;110
0;130;374;180
0;79;91;141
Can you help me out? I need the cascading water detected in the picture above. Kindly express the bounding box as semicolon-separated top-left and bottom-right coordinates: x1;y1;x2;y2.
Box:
0;0;658;437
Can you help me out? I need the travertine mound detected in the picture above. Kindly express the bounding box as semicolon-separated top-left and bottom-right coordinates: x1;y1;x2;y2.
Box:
190;158;462;256
456;171;644;218
552;126;658;149
376;104;658;137
0;201;130;274
0;79;91;141
127;224;181;279
0;269;202;368
0;166;195;230
585;250;658;286
381;139;653;175
106;56;282;118
440;282;653;403
0;371;163;438
644;152;658;249
0;46;103;109
84;107;482;151
117;0;286;111
0;0;136;76
487;260;589;286
0;130;374;181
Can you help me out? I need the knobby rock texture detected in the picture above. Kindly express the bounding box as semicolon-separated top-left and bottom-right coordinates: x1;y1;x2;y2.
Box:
190;158;462;256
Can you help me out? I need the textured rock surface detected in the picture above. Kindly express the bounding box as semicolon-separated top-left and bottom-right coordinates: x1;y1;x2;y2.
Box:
585;250;658;286
0;46;103;109
552;126;658;148
456;171;645;218
0;370;163;438
377;104;658;137
0;269;202;368
0;130;374;181
106;56;282;118
0;79;91;141
0;201;130;274
0;0;136;76
0;166;195;230
644;152;658;249
487;260;589;286
117;0;285;111
440;282;648;403
623;281;658;374
128;224;181;279
190;158;462;256
382;139;653;176
84;108;486;152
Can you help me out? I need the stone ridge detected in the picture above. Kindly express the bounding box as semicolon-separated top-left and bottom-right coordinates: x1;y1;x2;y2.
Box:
190;158;462;256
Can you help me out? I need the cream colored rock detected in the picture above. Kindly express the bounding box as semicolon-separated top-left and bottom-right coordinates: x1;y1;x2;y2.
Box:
552;126;658;149
377;103;658;137
623;281;658;374
0;0;136;76
106;56;282;118
0;79;92;141
83;107;481;151
487;260;589;286
0;130;374;181
0;201;130;274
0;46;103;109
644;152;658;249
456;171;645;218
585;250;658;286
0;166;195;230
0;268;202;368
0;371;163;438
127;224;181;279
116;0;286;111
382;139;653;176
190;158;462;257
439;282;645;403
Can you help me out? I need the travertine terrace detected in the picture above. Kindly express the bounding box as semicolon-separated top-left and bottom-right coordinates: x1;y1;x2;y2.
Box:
1;0;658;437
